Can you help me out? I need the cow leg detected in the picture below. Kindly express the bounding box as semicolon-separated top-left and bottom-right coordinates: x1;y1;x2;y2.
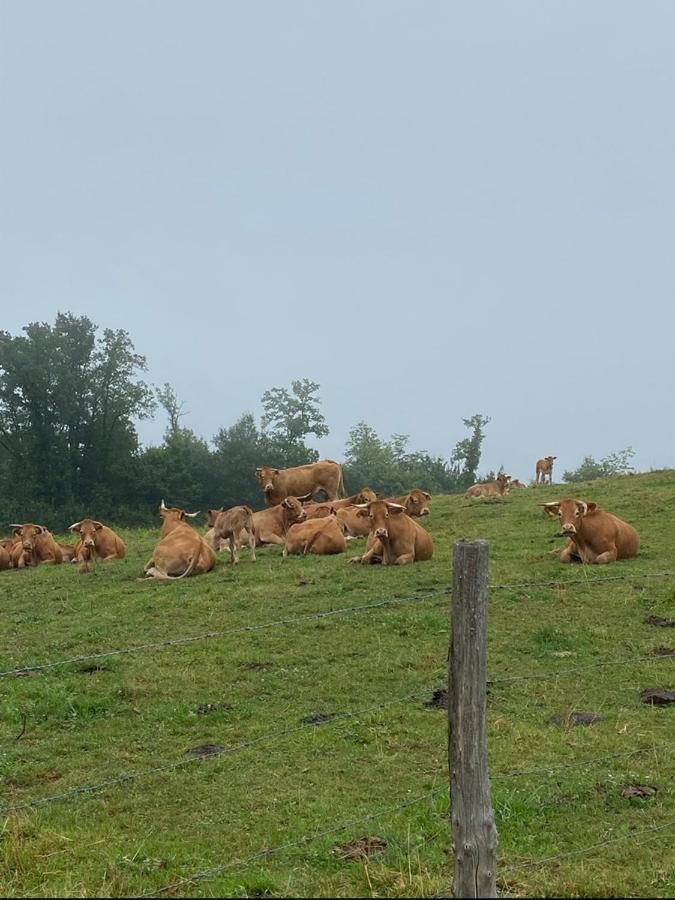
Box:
229;534;239;564
592;548;618;565
248;530;257;562
393;552;415;565
559;541;580;564
351;539;384;564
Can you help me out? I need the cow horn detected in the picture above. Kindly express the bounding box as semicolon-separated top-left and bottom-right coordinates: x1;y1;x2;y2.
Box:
8;524;23;529
354;503;369;508
68;521;82;532
185;511;200;518
386;502;406;510
160;499;167;510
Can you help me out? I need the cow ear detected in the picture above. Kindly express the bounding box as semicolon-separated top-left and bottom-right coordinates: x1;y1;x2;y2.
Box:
93;521;104;530
274;469;280;475
580;501;597;515
541;502;560;517
34;525;44;534
282;498;292;508
356;508;369;518
68;521;82;533
10;525;23;536
423;492;431;499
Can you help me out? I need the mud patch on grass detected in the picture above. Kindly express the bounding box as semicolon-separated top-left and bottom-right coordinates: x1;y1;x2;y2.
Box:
79;664;110;674
424;688;448;710
333;836;388;860
644;614;675;627
301;711;337;725
650;646;675;657
240;661;274;671
622;783;659;799
186;743;225;758
196;703;234;716
640;688;675;706
549;711;604;727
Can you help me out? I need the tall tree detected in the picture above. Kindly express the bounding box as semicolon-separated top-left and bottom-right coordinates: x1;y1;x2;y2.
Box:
450;414;491;489
260;379;328;467
0;313;154;521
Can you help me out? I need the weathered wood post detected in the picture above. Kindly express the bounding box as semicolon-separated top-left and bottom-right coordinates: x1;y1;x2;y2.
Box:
449;539;498;898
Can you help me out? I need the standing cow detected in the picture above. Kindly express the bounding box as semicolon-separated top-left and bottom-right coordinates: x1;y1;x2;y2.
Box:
256;460;344;506
536;456;557;484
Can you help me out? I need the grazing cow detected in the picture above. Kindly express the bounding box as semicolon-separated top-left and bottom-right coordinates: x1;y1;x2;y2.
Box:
142;501;216;580
385;489;431;517
510;479;528;490
209;505;257;564
9;525;62;568
68;519;126;573
465;474;511;499
350;501;433;566
542;499;640;565
536;456;557;484
256;460;344;506
251;497;307;546
284;513;347;557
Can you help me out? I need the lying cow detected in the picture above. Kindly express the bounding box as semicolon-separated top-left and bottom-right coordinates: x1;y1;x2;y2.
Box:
284;512;346;557
385;489;431;517
0;543;10;570
68;518;126;573
542;498;639;565
510;479;528;490
208;505;257;564
336;505;372;539
536;456;557;484
350;500;433;565
58;543;78;562
251;497;307;546
9;524;62;568
142;501;216;580
256;460;344;506
465;474;511;499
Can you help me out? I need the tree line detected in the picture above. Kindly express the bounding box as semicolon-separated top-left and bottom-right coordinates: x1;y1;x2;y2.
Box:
0;313;635;528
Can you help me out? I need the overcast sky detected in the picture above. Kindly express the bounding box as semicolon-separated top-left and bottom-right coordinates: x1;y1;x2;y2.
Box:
2;1;674;481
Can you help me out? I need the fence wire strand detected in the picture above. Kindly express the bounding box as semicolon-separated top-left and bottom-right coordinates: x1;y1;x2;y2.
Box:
141;786;447;897
490;651;675;685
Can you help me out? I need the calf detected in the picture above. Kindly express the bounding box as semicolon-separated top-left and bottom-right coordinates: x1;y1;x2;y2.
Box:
510;479;528;490
465;474;511;499
536;456;557;484
350;500;433;566
209;505;257;564
284;513;346;557
251;497;307;546
9;524;62;568
142;501;216;580
69;518;126;573
542;498;639;564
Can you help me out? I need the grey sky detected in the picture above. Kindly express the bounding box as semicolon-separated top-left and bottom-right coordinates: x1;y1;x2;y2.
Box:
2;1;674;482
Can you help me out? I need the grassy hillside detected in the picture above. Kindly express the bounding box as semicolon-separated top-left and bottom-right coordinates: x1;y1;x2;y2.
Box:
1;471;674;897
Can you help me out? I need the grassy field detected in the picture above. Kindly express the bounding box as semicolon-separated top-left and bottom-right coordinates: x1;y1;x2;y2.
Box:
1;471;675;898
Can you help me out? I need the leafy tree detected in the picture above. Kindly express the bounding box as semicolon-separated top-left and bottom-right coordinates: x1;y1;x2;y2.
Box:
260;379;328;463
563;447;635;483
212;413;269;508
450;414;490;490
0;313;154;524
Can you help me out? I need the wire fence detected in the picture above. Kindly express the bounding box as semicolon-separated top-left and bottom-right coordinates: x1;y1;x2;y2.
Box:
3;567;675;896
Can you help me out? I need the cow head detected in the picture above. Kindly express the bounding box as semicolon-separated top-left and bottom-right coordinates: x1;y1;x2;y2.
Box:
280;496;307;525
256;467;278;496
9;524;45;553
546;456;557;464
159;499;200;523
68;518;104;549
541;499;597;535
404;489;431;517
356;501;406;539
354;487;378;504
207;508;224;527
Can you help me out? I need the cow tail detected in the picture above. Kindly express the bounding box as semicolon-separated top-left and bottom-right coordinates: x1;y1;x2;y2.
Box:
146;550;199;581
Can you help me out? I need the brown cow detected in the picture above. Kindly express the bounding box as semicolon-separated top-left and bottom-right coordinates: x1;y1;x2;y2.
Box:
542;498;640;565
385;489;431;517
301;503;335;520
350;501;433;566
465;474;511;499
58;543;78;563
68;518;126;573
209;505;257;564
0;543;10;570
510;479;528;490
1;537;18;567
336;505;372;539
9;525;62;568
142;501;216;580
536;456;557;484
251;497;307;546
256;460;344;506
284;513;347;557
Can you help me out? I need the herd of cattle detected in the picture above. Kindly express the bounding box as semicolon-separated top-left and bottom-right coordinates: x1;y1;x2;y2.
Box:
0;455;640;578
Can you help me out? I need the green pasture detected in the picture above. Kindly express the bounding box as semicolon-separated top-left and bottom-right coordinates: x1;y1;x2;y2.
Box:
1;472;675;897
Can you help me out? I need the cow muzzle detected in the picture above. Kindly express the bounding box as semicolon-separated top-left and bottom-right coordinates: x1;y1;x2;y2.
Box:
420;508;429;516
22;542;33;552
561;524;576;535
375;528;388;539
84;538;96;548
264;484;274;493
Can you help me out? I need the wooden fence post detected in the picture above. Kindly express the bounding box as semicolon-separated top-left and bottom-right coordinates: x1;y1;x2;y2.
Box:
449;539;498;898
